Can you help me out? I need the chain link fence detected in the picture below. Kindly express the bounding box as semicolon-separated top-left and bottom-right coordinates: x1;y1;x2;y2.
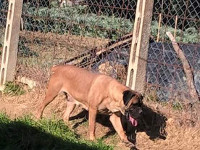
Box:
0;0;8;52
146;0;200;103
0;0;137;85
0;0;199;104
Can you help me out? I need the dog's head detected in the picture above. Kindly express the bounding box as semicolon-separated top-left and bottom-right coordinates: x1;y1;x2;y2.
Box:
123;90;143;126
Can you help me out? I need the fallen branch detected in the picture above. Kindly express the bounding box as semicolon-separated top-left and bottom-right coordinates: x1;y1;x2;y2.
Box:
76;36;132;67
166;32;199;102
96;37;132;55
64;33;132;66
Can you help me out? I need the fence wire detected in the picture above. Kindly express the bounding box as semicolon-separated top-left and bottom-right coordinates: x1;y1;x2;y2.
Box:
4;0;136;85
147;0;200;102
0;0;8;52
0;0;199;104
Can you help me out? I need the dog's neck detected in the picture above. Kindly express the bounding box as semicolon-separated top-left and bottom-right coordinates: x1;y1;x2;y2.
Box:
108;81;129;115
110;81;128;99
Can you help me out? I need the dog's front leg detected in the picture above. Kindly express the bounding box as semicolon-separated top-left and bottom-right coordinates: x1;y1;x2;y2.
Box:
110;113;134;148
88;107;97;140
110;113;127;141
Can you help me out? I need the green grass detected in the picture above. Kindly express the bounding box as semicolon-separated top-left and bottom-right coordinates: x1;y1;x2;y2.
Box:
171;101;183;111
0;113;113;150
3;82;26;96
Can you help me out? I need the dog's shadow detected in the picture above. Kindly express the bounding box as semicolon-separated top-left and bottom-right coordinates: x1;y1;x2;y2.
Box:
69;104;167;142
69;109;89;129
69;109;113;130
140;105;167;140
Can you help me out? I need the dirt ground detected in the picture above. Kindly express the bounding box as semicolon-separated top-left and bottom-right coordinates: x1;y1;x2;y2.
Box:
0;88;200;150
0;31;200;150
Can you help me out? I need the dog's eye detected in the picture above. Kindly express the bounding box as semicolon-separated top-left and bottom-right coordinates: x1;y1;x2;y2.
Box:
129;106;137;110
139;109;142;114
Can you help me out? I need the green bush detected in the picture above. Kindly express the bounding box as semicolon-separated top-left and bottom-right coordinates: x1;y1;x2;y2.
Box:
22;5;132;40
151;21;199;43
22;4;199;43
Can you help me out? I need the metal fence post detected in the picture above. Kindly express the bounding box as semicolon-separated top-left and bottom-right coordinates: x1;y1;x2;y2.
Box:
0;0;23;88
126;0;154;93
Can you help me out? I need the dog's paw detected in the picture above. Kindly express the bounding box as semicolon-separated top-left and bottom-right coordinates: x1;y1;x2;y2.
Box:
63;118;69;125
122;139;135;148
33;111;42;121
130;146;139;150
89;135;95;141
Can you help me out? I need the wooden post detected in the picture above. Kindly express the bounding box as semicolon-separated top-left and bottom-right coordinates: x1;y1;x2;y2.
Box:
0;0;23;89
174;16;178;39
126;0;154;93
157;13;162;42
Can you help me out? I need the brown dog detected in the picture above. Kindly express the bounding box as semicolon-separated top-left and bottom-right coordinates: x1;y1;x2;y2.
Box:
36;64;142;146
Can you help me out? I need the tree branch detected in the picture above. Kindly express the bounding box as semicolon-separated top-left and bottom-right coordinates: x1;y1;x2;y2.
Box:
166;32;199;102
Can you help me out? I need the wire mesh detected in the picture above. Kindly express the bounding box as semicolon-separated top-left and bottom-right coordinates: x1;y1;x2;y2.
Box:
0;0;8;54
7;0;136;86
0;0;199;103
147;0;200;102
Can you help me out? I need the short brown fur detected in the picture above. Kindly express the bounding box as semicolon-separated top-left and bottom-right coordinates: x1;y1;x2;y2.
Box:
36;65;140;146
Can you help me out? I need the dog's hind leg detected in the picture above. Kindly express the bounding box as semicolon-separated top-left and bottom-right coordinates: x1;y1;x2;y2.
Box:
63;96;76;124
88;107;97;140
35;77;62;119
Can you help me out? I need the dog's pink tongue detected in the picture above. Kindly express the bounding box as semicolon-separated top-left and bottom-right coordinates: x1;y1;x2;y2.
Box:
129;116;138;126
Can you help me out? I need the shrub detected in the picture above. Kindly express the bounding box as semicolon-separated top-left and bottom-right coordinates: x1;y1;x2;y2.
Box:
22;5;133;40
22;4;199;43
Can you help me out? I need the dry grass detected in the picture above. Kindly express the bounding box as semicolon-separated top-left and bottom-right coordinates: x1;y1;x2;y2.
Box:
16;31;109;85
0;87;200;150
0;32;199;149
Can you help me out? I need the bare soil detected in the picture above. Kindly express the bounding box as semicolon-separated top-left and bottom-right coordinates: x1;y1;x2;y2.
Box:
0;88;200;150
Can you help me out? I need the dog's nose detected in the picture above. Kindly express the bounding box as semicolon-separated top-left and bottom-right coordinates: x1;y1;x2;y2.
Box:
139;109;142;114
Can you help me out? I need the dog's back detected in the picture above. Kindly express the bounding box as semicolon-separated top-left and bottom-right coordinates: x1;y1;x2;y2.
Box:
50;65;110;102
49;65;127;106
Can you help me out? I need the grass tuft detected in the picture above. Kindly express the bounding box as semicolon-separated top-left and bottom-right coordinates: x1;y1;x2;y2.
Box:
3;82;26;96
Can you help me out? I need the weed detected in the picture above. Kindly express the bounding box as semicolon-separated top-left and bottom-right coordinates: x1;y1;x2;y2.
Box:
3;82;26;96
171;101;183;111
146;90;160;102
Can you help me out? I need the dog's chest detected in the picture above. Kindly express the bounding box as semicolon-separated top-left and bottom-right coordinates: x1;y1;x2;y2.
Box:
67;93;121;115
73;100;111;115
98;100;121;114
72;98;113;115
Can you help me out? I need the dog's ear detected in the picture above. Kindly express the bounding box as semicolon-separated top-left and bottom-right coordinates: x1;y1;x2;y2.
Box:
123;90;135;106
138;94;143;103
137;94;144;106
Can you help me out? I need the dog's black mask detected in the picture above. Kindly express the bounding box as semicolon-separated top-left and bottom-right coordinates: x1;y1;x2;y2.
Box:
123;90;143;126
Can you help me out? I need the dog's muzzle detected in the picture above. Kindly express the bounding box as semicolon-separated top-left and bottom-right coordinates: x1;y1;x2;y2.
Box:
125;109;142;126
126;112;138;126
129;115;138;126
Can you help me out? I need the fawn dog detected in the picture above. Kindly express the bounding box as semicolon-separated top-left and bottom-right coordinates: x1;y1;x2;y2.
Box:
36;65;143;147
